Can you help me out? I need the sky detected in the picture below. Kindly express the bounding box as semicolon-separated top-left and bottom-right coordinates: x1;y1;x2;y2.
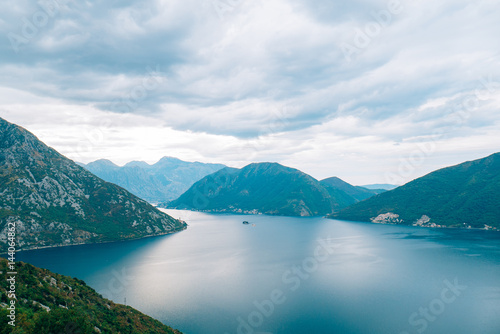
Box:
0;0;499;185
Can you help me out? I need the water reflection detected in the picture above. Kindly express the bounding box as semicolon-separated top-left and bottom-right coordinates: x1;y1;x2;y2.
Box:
17;210;500;334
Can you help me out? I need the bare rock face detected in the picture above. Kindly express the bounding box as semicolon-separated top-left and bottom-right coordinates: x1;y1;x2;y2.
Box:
0;117;186;252
370;213;402;224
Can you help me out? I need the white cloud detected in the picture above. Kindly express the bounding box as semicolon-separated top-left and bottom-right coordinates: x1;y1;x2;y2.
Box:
1;0;499;184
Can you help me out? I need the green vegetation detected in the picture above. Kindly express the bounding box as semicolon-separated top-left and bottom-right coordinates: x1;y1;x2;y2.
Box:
165;163;382;217
332;152;500;229
0;117;187;252
0;258;181;334
320;177;385;209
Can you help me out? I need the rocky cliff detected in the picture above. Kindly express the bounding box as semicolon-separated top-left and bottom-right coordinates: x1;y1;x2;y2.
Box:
0;117;187;252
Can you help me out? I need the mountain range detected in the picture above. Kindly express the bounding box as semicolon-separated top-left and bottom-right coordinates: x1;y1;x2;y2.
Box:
80;158;226;203
321;177;386;209
359;184;398;190
0;117;186;252
165;163;383;217
333;153;500;229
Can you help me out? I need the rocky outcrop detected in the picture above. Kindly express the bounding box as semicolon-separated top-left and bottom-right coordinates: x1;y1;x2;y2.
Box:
370;213;402;224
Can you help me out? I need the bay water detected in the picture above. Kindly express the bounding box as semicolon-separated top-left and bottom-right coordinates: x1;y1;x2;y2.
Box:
17;210;500;334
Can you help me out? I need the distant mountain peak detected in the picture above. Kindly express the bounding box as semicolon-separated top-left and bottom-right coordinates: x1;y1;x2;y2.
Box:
321;176;351;187
243;162;299;173
124;160;151;168
82;156;227;203
87;159;119;167
360;183;399;190
157;156;183;163
247;162;282;167
320;176;383;205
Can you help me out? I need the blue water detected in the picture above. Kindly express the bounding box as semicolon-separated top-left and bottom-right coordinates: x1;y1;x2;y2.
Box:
17;210;500;334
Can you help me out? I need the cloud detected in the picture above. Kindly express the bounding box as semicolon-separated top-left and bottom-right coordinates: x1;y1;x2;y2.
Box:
0;0;499;183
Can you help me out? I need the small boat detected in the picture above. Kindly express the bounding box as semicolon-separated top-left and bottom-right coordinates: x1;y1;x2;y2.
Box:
242;221;250;224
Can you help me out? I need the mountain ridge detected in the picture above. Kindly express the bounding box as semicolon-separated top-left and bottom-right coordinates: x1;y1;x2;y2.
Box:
81;157;226;203
360;183;398;190
0;117;187;252
332;152;500;230
165;162;381;217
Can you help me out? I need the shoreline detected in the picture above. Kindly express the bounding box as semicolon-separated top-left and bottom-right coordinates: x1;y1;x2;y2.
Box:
1;225;188;255
329;218;500;232
164;208;500;232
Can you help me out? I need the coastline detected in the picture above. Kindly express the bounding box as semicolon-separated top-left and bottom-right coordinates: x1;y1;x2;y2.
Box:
1;225;188;255
163;208;500;232
329;218;500;232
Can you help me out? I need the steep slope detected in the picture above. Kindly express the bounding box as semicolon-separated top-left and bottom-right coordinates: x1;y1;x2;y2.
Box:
0;117;187;252
333;153;500;229
320;177;384;208
166;163;337;217
0;257;182;334
81;157;226;203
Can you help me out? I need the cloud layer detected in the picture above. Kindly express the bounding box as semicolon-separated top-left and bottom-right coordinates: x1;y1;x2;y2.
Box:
1;0;499;184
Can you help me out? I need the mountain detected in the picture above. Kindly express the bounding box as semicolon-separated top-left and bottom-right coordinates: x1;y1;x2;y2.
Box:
360;183;399;191
332;153;500;230
0;257;182;334
360;184;398;191
165;163;381;217
320;177;386;208
166;163;334;216
0;117;187;252
81;157;226;203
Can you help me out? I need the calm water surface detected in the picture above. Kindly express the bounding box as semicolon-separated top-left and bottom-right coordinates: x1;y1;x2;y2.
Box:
17;210;500;334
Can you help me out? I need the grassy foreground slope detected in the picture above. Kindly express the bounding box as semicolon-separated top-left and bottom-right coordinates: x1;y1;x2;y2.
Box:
0;258;181;334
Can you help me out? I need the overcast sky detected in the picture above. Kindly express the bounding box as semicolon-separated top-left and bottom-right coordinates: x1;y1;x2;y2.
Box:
1;0;499;185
